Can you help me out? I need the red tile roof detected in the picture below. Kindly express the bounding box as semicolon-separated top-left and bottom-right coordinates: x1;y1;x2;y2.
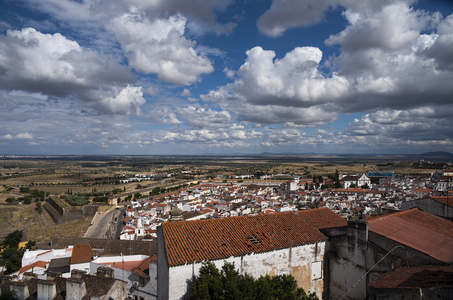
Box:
98;260;143;272
368;208;453;263
430;196;453;207
70;244;94;264
162;208;345;267
411;188;432;193
297;207;347;229
332;188;367;193
19;260;48;275
37;250;52;257
369;265;453;289
131;256;152;278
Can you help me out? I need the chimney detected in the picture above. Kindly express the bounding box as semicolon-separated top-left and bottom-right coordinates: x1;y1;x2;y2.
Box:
45;270;61;280
97;266;114;278
66;278;87;300
22;272;38;281
70;269;86;279
37;279;57;300
10;282;30;299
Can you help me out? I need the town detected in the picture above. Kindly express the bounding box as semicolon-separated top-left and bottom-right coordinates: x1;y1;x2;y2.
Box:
1;158;452;300
116;169;452;241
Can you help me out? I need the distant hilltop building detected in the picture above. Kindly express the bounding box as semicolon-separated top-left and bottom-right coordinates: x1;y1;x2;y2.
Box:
341;173;371;189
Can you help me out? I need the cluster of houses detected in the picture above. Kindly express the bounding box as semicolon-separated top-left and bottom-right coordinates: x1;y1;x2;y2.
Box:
117;170;453;241
3;205;452;299
2;238;158;300
1;169;452;299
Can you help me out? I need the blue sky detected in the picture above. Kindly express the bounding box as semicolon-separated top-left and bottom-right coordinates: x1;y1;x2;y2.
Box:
0;0;453;155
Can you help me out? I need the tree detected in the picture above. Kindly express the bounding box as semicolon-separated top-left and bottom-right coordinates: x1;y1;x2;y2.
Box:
1;230;25;274
31;189;45;201
189;261;319;300
190;261;223;299
151;187;161;195
3;230;23;248
22;196;32;204
25;240;36;250
2;246;24;274
112;188;122;194
20;187;30;193
35;201;43;214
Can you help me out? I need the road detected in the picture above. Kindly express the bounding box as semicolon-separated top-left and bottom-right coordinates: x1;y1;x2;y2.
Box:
83;178;195;239
114;208;125;239
84;208;123;239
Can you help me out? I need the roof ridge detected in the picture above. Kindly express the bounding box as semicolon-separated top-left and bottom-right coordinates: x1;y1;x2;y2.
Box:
368;207;420;223
131;256;152;273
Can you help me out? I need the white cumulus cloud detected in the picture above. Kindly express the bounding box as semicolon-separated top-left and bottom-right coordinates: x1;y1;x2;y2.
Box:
110;12;213;85
98;85;145;115
0;28;142;115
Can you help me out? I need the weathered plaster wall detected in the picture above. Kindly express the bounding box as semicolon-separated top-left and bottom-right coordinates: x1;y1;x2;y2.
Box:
327;221;428;300
106;280;128;300
167;242;326;300
328;221;370;300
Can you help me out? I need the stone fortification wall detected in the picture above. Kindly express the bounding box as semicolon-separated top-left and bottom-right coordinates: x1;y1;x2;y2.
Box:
44;198;98;224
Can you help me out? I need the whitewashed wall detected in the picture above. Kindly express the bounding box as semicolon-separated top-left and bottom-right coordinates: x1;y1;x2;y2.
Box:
168;241;326;300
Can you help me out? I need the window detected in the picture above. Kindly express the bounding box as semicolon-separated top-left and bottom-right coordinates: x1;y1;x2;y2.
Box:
139;276;146;286
311;261;322;280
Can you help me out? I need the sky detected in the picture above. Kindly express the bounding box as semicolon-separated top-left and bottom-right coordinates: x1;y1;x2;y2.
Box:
0;0;453;156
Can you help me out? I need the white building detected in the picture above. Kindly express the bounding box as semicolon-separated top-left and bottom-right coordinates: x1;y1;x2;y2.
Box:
342;174;371;189
157;208;347;299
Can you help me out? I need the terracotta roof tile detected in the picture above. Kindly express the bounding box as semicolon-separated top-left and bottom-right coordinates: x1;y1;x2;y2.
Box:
430;196;453;207
369;265;453;289
19;260;48;275
162;208;345;267
368;208;453;263
98;260;143;272
36;250;52;257
131;256;152;277
297;207;347;229
70;244;94;264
